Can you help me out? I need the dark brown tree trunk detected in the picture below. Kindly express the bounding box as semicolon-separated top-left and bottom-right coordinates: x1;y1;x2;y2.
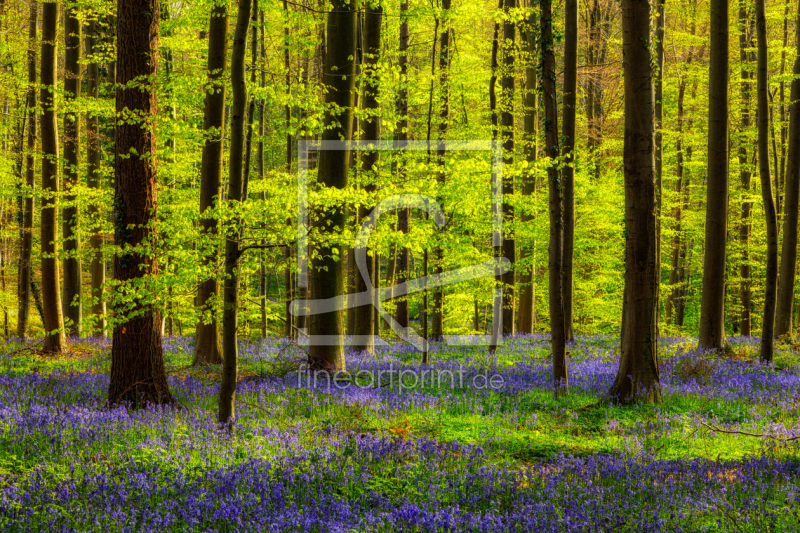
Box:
739;2;754;337
756;0;779;362
108;0;172;407
541;0;566;392
487;0;502;353
517;12;537;335
17;0;37;339
500;0;516;336
562;0;577;341
242;0;259;200
86;18;106;336
194;0;227;365
307;0;356;372
430;2;446;341
258;9;267;338
699;0;729;350
606;0;660;404
282;0;295;339
665;80;686;326
40;0;65;353
219;0;253;424
775;0;800;337
353;3;382;354
654;0;664;335
63;1;82;337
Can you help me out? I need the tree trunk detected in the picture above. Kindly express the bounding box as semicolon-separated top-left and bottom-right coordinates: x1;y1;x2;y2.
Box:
219;0;253;424
739;2;754;337
775;0;800;337
487;0;502;352
194;0;227;365
607;0;660;404
86;18;106;336
108;0;172;407
307;0;356;372
17;0;37;339
654;0;664;335
756;0;779;362
665;80;686;326
562;0;577;341
698;0;729;350
352;3;382;354
40;0;65;353
62;1;82;337
258;8;267;338
541;0;566;392
500;0;516;336
517;12;537;335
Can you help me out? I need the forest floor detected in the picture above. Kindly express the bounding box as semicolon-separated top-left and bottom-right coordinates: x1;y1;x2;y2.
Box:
1;334;800;531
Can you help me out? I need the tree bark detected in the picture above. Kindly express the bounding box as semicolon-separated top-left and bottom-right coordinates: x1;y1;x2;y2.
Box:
307;0;356;372
517;12;538;335
654;0;664;335
62;1;82;337
775;0;800;337
500;0;516;336
698;0;729;350
607;0;660;404
219;0;253;424
352;3;383;354
194;0;227;366
739;2;754;337
562;0;577;341
17;0;37;339
108;0;172;407
86;18;106;336
40;0;65;353
665;80;686;326
541;0;566;392
756;0;779;362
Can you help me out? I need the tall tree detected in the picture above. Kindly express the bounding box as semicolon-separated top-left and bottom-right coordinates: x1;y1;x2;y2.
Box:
562;0;577;341
775;0;800;337
499;0;516;336
541;0;566;392
517;12;537;335
654;0;664;333
352;2;383;354
40;0;65;353
606;0;659;403
739;2;754;337
17;0;37;339
756;0;778;362
86;17;106;335
218;0;253;423
194;0;227;366
698;0;729;350
63;0;82;336
108;0;172;406
307;0;356;372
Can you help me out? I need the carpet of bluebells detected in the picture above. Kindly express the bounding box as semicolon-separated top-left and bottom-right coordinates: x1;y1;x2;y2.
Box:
2;334;800;532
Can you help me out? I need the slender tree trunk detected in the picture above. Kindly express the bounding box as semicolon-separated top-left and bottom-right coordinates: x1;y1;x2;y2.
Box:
258;9;267;338
17;0;37;339
666;80;686;326
654;0;664;334
62;1;82;337
562;0;577;341
487;0;502;352
607;0;660;404
541;0;566;392
307;0;356;372
242;0;258;200
756;0;778;362
219;0;253;424
430;1;446;341
739;2;754;337
194;0;227;365
40;0;65;353
699;0;729;350
775;0;800;337
500;0;516;336
108;0;172;407
86;18;106;336
518;12;538;335
353;3;382;353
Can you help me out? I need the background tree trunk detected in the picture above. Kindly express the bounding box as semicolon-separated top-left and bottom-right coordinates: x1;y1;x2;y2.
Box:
756;0;779;362
607;0;660;404
194;0;227;365
698;0;729;350
562;0;577;342
739;2;754;337
307;0;356;372
17;0;37;339
40;0;65;353
108;0;172;407
62;1;82;337
774;0;800;337
219;0;253;424
499;0;516;336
